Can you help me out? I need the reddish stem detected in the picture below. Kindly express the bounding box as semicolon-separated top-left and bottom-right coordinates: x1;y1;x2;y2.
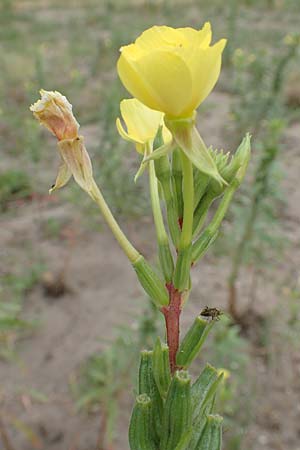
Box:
161;284;182;374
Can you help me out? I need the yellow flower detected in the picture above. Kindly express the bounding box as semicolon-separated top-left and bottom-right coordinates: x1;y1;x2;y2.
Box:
116;98;172;181
30;89;79;140
30;90;93;194
117;23;226;119
116;98;172;153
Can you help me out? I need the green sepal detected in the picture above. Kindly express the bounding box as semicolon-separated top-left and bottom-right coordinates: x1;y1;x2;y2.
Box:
144;141;174;162
158;242;174;283
128;394;157;450
165;116;226;185
161;370;192;450
138;350;163;443
176;317;214;367
173;244;192;291
153;337;171;398
134;152;149;183
196;414;223;450
133;256;169;307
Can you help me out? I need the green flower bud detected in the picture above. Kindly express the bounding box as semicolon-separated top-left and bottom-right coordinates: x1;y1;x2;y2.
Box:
176;317;214;367
128;394;157;450
188;365;223;450
191;364;223;421
196;414;223;450
153;338;171;398
161;370;192;450
133;256;169;307
138;350;163;443
223;133;251;183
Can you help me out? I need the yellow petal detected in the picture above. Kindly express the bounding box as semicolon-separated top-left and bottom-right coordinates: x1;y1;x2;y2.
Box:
177;22;212;48
119;98;164;144
118;50;193;117
116;117;143;146
134;25;188;51
180;39;227;115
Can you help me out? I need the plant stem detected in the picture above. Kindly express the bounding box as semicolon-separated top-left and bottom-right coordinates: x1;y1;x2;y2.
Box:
162;284;182;374
90;180;140;264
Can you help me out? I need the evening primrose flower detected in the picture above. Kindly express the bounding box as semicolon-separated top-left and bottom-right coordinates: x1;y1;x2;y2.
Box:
117;23;226;119
116;98;172;180
118;24;226;184
116;98;171;153
30;90;93;193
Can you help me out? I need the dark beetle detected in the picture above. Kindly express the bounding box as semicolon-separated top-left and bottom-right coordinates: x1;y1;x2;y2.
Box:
200;306;223;321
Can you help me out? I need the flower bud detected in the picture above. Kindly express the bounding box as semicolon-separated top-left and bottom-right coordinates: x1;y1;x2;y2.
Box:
132;256;169;307
176;316;214;368
161;370;192;450
30;89;79;141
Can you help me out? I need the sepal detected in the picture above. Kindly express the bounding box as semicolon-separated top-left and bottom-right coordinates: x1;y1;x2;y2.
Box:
165;116;226;185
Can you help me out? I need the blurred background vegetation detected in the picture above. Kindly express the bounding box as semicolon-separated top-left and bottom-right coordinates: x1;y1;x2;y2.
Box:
1;1;300;450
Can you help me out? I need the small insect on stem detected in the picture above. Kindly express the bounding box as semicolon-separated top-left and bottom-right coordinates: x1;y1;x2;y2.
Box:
200;306;223;321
